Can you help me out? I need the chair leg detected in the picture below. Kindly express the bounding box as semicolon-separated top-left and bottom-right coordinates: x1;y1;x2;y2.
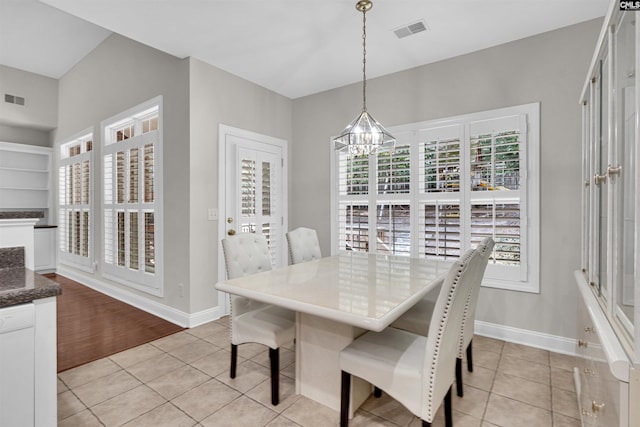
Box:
269;347;280;405
466;339;473;372
444;386;452;427
230;344;238;378
456;357;463;397
373;386;382;398
340;371;351;427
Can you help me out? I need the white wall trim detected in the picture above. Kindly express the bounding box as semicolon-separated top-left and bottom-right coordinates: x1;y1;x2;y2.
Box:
57;266;223;328
188;307;225;328
475;320;578;356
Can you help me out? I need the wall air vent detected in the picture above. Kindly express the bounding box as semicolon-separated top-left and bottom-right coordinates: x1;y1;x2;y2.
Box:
4;94;25;106
393;20;429;39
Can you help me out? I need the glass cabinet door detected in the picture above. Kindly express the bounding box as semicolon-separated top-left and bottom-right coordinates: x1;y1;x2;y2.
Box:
594;57;610;301
582;99;591;276
613;11;636;339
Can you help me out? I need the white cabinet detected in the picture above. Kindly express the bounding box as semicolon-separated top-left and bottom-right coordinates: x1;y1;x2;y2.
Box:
34;227;57;273
0;303;35;427
575;272;629;426
0;142;52;211
577;1;640;426
0;221;58;426
0;298;58;427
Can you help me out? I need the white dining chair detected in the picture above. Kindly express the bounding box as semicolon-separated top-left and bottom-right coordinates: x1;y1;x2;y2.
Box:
221;233;296;405
458;237;494;383
339;248;483;427
390;237;494;397
286;227;322;264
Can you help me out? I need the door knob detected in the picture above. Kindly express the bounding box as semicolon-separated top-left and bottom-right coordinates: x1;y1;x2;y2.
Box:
227;229;236;236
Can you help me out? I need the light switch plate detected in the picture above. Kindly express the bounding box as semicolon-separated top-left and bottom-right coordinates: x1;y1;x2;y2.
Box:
207;208;218;221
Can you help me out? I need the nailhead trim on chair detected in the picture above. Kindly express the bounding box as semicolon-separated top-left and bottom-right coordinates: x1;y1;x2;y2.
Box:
423;248;475;422
457;237;494;359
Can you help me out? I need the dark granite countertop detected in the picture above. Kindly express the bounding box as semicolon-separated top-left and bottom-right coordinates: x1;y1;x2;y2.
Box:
34;225;58;229
0;268;62;308
0;211;45;220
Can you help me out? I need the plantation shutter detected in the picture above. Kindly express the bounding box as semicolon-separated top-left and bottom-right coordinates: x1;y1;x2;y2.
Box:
337;151;369;251
420;202;461;259
237;147;283;266
375;144;411;255
58;135;92;269
102;106;161;293
469;114;526;280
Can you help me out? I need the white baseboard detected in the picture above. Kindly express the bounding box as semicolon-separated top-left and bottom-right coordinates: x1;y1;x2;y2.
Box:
189;306;225;328
56;266;224;328
475;320;578;357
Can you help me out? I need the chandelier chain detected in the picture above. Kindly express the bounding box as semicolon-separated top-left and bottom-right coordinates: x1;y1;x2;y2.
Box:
362;8;367;112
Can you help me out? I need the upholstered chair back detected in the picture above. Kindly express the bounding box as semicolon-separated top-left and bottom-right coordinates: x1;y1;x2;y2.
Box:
222;233;273;279
221;233;273;321
421;248;483;421
286;227;322;264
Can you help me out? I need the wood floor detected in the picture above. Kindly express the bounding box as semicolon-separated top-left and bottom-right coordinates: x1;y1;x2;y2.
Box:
48;274;185;372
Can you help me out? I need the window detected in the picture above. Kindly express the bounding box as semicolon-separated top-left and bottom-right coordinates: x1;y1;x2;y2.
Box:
331;103;540;292
58;131;93;271
102;97;163;295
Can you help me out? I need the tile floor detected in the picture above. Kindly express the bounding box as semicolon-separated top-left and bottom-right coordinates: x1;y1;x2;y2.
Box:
57;317;581;427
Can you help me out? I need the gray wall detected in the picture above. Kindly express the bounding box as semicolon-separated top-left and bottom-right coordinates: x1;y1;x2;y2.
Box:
0;64;57;146
188;58;293;313
55;34;293;316
0;65;58;132
57;33;192;312
0;123;52;147
291;19;602;339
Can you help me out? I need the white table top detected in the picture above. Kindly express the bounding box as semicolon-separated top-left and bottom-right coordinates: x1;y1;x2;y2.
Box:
216;252;451;332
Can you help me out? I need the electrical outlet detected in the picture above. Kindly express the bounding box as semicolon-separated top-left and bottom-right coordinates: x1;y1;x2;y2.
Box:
178;283;184;297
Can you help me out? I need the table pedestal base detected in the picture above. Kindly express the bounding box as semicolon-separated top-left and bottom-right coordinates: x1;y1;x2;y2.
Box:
295;312;372;415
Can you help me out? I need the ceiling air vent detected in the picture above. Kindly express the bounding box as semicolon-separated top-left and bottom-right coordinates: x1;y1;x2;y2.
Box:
4;94;25;106
393;20;429;39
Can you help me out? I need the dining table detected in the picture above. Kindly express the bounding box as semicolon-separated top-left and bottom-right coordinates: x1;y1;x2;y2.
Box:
215;251;451;414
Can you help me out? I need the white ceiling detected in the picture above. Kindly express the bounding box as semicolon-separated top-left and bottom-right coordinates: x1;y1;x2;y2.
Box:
2;0;610;99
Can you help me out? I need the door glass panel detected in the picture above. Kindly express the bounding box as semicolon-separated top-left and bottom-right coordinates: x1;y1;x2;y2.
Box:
615;12;635;335
234;145;283;266
241;159;256;216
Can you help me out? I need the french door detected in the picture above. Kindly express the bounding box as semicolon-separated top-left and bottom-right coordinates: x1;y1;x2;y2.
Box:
217;125;288;312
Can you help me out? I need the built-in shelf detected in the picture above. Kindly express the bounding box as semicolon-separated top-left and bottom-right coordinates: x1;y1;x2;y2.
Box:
0;142;52;212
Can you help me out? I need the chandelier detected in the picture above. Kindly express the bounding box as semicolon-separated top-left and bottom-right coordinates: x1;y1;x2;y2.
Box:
333;0;396;156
